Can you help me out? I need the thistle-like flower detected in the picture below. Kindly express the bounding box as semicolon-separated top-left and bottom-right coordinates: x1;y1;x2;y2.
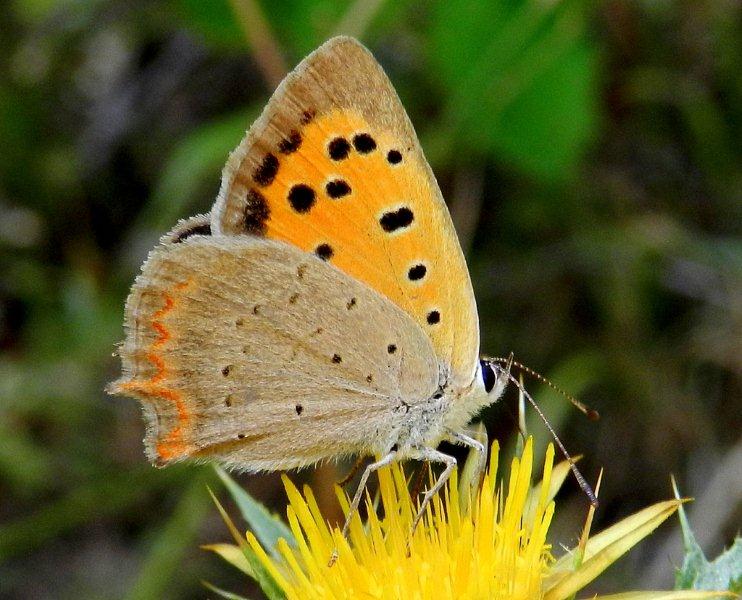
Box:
207;438;731;600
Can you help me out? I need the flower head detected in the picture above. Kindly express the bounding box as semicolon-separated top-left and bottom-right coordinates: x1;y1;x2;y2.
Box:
208;438;731;600
252;439;552;599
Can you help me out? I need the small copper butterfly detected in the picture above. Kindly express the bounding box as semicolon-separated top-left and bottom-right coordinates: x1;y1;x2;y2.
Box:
109;36;511;548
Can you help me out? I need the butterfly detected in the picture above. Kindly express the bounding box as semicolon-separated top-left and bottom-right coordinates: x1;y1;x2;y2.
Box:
109;36;510;551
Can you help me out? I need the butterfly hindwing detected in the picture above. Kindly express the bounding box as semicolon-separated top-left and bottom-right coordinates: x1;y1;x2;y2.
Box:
212;36;480;388
109;234;439;469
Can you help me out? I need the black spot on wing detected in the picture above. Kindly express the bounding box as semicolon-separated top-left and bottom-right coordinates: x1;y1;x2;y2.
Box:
353;133;376;153
326;179;351;198
328;137;351;160
408;264;427;281
288;184;316;213
427;310;441;325
380;207;414;233
243;189;270;235
315;243;333;260
387;149;402;164
278;130;302;154
253;153;279;186
173;222;211;243
300;109;316;125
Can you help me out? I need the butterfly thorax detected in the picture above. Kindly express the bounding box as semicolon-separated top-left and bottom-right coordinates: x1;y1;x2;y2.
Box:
389;361;507;458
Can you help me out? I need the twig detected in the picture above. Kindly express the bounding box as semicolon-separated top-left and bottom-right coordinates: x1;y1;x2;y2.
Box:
332;0;387;39
448;164;485;258
229;0;288;88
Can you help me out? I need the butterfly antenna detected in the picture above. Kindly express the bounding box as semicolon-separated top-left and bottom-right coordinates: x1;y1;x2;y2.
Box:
494;364;599;507
490;356;600;421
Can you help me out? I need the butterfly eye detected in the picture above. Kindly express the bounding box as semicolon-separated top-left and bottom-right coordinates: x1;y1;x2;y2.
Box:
480;360;496;393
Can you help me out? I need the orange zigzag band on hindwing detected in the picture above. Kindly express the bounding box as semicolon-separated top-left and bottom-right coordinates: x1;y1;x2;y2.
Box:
121;280;192;461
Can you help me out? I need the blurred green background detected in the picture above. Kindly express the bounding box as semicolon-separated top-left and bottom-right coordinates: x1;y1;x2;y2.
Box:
0;0;739;598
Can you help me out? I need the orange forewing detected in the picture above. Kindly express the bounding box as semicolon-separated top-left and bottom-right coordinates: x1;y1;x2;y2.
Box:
213;37;480;387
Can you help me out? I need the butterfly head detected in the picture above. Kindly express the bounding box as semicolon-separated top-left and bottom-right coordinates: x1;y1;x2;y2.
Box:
478;358;509;403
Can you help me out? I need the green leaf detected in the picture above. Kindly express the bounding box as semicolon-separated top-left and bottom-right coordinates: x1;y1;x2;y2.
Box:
698;539;742;593
203;543;255;577
215;466;296;558
481;40;600;179
208;486;286;600
240;540;286;600
171;0;245;48
201;581;250;600
125;471;215;600
429;0;601;182
263;0;351;57
202;580;254;600
674;481;742;593
141;108;258;233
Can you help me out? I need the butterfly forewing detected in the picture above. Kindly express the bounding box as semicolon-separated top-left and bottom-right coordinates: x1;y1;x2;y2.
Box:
110;235;439;469
212;36;480;388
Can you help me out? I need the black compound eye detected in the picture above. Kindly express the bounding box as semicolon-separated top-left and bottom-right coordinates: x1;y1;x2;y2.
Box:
480;360;496;393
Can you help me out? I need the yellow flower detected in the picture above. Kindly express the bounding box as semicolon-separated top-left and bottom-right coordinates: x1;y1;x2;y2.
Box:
208;438;731;600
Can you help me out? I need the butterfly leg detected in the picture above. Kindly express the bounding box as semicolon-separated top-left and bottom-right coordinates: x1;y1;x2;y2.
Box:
336;455;367;487
329;449;397;566
446;428;487;486
407;447;457;535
